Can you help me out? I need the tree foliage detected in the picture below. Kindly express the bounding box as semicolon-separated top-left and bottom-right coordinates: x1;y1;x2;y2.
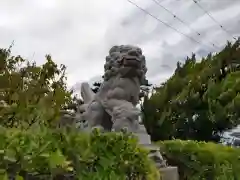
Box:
0;47;74;128
91;82;102;93
143;39;240;142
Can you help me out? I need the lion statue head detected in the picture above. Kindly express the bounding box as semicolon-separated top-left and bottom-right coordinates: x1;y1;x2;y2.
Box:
103;45;148;85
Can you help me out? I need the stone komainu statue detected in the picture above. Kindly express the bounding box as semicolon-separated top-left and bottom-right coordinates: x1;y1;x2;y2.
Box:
78;45;148;132
78;45;170;170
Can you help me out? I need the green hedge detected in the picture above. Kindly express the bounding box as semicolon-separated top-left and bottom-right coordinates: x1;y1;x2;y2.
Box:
0;126;159;180
158;140;240;180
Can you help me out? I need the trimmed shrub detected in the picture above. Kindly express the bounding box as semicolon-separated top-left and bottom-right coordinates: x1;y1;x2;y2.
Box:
158;140;240;180
0;126;159;180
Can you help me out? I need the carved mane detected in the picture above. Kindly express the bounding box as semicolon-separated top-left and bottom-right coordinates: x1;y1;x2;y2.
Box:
103;45;147;84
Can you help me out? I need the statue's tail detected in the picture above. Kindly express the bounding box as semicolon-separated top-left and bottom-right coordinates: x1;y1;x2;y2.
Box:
81;82;95;104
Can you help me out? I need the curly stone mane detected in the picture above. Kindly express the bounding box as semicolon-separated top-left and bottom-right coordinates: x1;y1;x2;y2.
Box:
103;45;147;84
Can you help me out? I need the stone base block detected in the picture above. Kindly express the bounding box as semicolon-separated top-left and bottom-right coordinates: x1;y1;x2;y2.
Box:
141;144;160;150
134;133;152;145
159;166;179;180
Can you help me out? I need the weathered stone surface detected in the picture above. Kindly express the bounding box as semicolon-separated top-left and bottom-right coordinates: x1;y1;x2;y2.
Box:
134;125;152;144
160;166;179;180
79;45;147;132
74;45;176;172
135;133;152;144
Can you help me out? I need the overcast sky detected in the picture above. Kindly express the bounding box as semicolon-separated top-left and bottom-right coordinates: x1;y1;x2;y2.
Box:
1;0;240;91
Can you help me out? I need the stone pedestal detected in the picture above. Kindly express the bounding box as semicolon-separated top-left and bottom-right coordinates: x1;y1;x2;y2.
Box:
134;125;166;168
134;125;179;179
134;124;151;144
135;132;151;144
159;166;179;180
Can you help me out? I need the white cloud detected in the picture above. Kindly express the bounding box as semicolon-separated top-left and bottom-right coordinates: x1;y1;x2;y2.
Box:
0;0;240;90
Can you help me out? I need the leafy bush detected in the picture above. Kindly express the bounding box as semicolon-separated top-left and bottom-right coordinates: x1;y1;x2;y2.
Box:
143;39;240;142
0;47;73;129
0;126;159;180
158;140;240;180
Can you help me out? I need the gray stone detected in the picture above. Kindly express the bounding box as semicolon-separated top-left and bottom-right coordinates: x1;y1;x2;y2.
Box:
135;133;152;145
160;166;179;180
134;124;152;144
75;45;175;172
143;144;167;168
79;45;147;132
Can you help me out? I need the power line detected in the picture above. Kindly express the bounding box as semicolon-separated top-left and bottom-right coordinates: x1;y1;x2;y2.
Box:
151;0;218;49
192;0;237;41
152;0;200;36
126;0;218;51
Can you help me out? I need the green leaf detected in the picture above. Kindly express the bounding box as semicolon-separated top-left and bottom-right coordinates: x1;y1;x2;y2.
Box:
4;149;16;162
0;173;8;180
16;175;24;180
49;150;66;169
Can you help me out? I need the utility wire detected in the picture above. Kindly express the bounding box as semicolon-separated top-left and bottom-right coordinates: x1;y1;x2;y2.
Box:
126;0;218;51
192;0;237;40
151;0;218;49
152;0;200;36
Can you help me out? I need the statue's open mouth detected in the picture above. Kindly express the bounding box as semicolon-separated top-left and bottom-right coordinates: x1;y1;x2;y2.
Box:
122;56;141;68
